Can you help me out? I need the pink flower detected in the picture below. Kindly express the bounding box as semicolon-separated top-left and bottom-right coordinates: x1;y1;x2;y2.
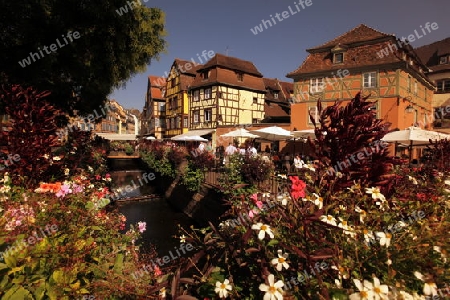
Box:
255;200;263;209
137;221;146;233
248;208;259;219
250;193;258;202
56;184;72;198
71;183;84;194
154;265;162;276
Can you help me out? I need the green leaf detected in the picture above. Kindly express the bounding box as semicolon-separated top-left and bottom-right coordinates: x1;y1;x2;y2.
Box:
3;285;32;300
267;239;279;247
113;253;124;273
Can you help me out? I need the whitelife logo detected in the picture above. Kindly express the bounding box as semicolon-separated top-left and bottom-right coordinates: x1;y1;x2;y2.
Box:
18;31;81;68
250;0;313;35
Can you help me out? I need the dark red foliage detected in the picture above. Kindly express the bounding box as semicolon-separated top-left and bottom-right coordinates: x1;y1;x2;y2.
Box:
0;85;65;186
190;151;215;170
309;93;395;195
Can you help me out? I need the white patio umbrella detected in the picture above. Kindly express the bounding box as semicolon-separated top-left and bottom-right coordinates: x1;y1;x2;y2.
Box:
220;128;260;138
172;135;207;142
249;126;293;141
382;126;450;146
145;136;156;140
291;129;316;140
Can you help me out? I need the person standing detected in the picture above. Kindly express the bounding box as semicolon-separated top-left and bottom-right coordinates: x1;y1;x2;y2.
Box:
248;144;257;157
225;143;237;165
284;152;292;173
294;154;305;171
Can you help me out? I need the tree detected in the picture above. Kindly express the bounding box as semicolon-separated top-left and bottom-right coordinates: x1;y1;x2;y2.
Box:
0;0;166;115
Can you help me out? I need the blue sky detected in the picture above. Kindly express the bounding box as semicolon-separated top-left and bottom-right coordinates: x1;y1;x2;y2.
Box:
110;0;450;109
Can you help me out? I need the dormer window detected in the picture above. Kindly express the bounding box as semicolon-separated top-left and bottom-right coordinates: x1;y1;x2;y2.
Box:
440;56;448;64
236;72;244;81
331;44;347;64
333;52;344;64
202;71;210;80
274;92;279;99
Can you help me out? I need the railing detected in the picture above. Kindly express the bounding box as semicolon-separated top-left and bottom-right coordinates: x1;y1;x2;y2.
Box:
203;169;282;195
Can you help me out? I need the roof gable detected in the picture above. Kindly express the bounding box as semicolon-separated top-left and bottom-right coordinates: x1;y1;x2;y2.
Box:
415;37;450;72
198;53;263;77
308;24;393;51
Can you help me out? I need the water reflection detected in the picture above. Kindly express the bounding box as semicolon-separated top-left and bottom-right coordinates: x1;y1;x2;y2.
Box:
109;167;194;256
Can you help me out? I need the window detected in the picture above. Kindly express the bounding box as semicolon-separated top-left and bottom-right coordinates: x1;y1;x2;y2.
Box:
253;97;258;104
204;109;212;122
236;72;244;81
175;116;180;128
205;88;212;99
193;110;199;123
363;72;377;88
202;71;209;80
171;118;175;129
407;76;411;92
193;90;200;101
274;92;279;99
436;80;450;92
171;78;176;88
252;118;258;124
333;52;344;64
310;78;324;93
183;116;188;128
155;118;160;127
440;56;448;64
159;103;165;112
414;81;418;95
217;91;223;98
308;106;319;125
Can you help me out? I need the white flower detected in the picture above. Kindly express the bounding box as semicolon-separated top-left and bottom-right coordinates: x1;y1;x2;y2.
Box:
277;192;290;206
414;272;438;296
338;218;356;238
368;276;389;300
215;279;232;298
363;229;376;245
386;259;392;265
349;279;374;300
320;214;337;226
159;287;166;297
312;193;323;209
277;174;287;179
271;250;289;271
43;154;49;159
433;246;447;263
52;156;61;161
408;176;418;185
64;168;70;176
375;232;392;248
259;274;284;300
88;166;94;172
365;187;386;202
355;206;367;223
251;223;274;240
180;234;186;243
331;265;349;280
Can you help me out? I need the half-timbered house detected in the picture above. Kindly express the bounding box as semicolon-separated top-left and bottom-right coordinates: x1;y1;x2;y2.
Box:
165;59;202;138
188;54;266;146
287;24;435;133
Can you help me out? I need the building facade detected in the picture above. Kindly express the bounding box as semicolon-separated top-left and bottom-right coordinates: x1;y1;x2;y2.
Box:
415;37;450;128
164;59;200;138
287;24;435;132
141;76;166;138
188;54;266;146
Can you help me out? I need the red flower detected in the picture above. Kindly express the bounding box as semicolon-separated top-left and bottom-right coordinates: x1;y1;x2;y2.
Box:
289;176;306;199
95;175;101;180
416;193;427;201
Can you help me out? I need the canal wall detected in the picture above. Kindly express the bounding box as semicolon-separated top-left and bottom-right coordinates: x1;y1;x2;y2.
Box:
149;163;228;227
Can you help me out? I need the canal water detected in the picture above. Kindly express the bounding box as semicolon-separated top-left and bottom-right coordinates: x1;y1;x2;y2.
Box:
108;158;195;256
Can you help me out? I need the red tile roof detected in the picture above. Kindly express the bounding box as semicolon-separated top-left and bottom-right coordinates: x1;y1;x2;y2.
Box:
191;54;266;92
415;37;450;73
263;78;294;102
148;76;166;99
174;58;202;76
308;24;393;51
287;24;430;81
197;53;263;77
